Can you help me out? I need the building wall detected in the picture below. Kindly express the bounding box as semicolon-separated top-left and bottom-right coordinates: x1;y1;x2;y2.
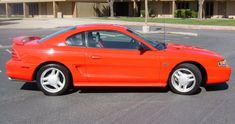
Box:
227;1;235;19
38;2;53;18
0;0;234;19
58;2;73;18
76;2;109;17
141;1;173;18
76;2;96;17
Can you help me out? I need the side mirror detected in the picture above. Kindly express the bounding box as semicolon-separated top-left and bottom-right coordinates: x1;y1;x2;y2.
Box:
138;43;149;51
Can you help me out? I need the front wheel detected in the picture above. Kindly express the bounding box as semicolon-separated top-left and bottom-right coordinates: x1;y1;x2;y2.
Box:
36;64;71;96
169;63;202;95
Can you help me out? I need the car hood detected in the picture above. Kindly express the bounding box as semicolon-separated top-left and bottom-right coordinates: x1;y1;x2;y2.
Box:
166;43;224;59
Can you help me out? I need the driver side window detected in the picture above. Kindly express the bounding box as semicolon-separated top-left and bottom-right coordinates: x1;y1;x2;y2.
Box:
87;30;141;50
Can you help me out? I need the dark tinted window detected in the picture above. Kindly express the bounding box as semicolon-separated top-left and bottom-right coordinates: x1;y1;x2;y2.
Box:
66;33;84;46
87;30;140;50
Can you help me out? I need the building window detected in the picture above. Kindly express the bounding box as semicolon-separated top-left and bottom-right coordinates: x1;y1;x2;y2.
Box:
11;3;23;15
176;2;189;9
0;4;6;15
29;3;39;16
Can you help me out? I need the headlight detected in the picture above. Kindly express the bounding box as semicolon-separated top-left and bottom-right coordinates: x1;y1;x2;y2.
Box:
218;60;228;67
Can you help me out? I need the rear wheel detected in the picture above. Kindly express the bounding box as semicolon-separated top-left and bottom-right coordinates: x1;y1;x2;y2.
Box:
36;64;71;96
169;63;202;95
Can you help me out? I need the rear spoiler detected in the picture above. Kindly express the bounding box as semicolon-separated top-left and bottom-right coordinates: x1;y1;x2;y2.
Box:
13;36;41;45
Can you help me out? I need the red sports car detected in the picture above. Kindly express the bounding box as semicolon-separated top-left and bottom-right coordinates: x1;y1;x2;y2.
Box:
6;24;231;95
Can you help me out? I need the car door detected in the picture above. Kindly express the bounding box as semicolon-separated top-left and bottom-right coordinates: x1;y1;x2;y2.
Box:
59;32;88;84
84;30;161;86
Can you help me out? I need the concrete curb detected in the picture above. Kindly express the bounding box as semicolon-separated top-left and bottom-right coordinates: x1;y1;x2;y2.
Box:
0;18;235;31
0;45;11;50
123;22;235;31
137;30;198;36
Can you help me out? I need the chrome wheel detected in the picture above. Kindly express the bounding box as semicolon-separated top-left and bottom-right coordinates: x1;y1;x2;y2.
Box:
40;68;66;93
171;68;196;93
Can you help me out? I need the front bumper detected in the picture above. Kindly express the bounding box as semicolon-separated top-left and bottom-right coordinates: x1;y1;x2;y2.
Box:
207;66;232;84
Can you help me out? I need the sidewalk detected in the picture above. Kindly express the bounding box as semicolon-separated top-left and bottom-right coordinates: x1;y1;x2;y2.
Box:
0;18;235;31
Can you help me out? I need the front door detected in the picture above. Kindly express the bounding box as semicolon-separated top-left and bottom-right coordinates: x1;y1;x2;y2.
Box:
84;30;160;86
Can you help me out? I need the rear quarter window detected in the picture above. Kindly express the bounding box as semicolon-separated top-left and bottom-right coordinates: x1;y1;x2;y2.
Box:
38;26;76;43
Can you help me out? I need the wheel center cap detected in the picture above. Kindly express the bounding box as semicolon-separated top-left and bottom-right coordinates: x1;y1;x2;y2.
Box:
179;75;188;85
48;75;58;85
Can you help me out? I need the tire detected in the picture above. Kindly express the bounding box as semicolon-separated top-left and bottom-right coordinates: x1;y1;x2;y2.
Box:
36;64;71;96
168;63;202;95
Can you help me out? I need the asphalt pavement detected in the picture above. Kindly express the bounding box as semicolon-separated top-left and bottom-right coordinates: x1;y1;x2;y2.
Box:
0;26;234;124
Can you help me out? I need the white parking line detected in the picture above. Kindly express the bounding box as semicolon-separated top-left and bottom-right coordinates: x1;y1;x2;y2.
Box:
6;49;11;54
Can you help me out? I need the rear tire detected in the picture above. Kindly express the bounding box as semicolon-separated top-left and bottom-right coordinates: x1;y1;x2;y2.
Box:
169;63;202;95
36;64;71;96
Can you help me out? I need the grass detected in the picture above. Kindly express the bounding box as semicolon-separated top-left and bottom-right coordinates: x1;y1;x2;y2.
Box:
100;17;235;26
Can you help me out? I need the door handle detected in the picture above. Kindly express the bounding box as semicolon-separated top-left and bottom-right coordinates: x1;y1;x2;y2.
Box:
91;55;101;59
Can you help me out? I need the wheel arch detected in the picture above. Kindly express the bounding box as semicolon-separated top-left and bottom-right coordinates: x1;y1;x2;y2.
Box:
168;61;207;86
32;61;73;83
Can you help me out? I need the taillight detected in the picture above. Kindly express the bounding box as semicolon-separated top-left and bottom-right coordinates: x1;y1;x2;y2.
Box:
11;49;21;61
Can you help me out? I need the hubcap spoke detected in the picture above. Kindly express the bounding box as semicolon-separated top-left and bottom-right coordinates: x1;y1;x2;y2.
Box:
174;74;180;80
57;81;63;87
177;71;184;76
42;81;50;85
188;78;195;82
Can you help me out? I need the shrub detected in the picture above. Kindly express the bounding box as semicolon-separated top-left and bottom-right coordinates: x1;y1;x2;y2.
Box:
140;10;145;17
191;10;198;18
175;9;198;18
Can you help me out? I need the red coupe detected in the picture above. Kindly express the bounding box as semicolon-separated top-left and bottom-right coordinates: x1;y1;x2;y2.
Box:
6;24;231;95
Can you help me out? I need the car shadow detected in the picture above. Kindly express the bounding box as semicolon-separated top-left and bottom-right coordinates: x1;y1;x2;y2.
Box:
0;19;22;26
20;82;169;94
20;82;229;95
20;82;39;91
204;82;229;91
20;82;78;95
77;87;169;94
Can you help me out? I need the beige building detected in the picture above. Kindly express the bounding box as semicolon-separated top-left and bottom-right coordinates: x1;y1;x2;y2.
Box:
0;0;235;19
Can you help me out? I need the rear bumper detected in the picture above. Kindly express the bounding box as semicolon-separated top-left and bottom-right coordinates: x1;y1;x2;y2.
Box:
6;59;35;81
207;66;232;84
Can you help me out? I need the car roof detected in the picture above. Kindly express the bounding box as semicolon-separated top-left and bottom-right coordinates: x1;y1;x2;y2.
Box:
75;24;128;30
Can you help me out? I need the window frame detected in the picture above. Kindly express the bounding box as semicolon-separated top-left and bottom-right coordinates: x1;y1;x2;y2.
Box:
84;30;150;51
65;32;86;47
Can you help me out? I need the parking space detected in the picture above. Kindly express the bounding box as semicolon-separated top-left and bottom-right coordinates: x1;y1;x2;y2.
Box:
0;27;234;124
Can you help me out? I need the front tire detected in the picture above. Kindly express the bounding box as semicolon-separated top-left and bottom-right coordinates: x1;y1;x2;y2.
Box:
36;64;71;96
169;63;202;95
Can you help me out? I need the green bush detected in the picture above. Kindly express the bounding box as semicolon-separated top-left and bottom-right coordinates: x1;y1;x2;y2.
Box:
191;10;198;18
140;10;145;17
175;9;198;18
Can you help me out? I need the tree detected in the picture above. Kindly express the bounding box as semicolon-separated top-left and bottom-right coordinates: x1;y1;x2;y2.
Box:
108;0;114;17
198;0;205;19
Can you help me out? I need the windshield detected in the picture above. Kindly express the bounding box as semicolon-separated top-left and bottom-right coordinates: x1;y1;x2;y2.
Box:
127;28;166;50
38;26;76;43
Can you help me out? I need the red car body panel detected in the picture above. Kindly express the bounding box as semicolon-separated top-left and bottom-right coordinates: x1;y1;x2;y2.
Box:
6;24;232;87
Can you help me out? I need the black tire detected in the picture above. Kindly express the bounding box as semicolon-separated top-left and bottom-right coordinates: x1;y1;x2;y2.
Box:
36;64;71;96
168;63;202;95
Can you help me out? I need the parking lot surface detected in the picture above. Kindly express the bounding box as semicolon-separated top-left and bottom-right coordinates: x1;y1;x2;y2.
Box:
0;27;234;124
